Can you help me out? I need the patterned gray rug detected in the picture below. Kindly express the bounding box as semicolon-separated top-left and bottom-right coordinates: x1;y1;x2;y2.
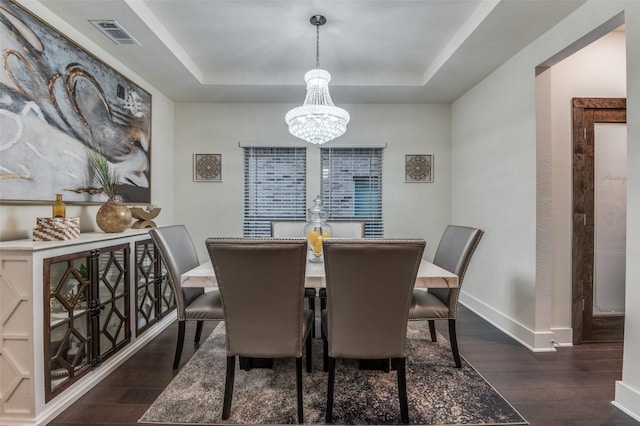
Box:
139;322;527;425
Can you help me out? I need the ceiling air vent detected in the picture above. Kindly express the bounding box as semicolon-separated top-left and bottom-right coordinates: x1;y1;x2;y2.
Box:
89;20;140;45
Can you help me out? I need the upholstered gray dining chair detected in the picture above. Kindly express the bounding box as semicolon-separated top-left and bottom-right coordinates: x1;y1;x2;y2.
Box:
270;220;364;337
409;225;483;368
150;225;224;369
205;238;313;423
318;221;365;310
270;221;317;336
321;239;425;424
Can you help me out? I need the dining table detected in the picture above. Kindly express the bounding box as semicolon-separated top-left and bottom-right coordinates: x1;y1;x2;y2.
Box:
181;254;458;370
181;257;459;289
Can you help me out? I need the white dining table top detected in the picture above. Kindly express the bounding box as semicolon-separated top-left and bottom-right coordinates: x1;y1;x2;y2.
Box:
181;257;458;289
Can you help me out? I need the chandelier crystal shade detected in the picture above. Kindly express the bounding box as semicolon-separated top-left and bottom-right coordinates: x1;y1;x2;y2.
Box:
286;15;349;145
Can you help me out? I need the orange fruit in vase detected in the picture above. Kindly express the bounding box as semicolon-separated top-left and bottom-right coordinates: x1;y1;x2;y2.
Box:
307;230;319;245
313;236;324;253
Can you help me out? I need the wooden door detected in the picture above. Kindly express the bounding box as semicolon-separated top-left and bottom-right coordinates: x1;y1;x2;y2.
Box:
572;98;626;344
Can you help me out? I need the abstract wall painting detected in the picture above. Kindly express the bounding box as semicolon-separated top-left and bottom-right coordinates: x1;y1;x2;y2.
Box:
405;154;433;183
0;0;151;203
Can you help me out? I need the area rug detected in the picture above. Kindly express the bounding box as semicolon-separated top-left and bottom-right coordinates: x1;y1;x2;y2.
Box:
139;322;527;425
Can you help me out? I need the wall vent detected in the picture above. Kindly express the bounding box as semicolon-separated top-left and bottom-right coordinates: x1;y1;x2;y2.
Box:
89;20;140;46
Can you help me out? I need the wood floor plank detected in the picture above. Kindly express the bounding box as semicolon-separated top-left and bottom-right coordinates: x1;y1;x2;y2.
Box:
47;308;639;425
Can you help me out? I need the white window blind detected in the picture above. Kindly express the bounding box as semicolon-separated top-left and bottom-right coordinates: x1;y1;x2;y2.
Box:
321;148;384;237
243;147;306;237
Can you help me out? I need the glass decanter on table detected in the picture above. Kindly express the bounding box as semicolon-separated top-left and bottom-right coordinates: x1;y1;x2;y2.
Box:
304;195;332;263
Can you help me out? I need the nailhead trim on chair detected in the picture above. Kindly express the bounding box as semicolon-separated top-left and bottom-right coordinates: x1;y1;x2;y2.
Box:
448;230;483;318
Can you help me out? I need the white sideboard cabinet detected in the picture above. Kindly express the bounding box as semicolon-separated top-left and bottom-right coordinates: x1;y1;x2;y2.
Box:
0;230;177;425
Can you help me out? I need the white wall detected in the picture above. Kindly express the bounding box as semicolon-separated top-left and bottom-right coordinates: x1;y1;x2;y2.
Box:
174;103;451;263
548;31;627;334
617;1;640;417
0;1;176;241
452;57;539;346
452;0;640;419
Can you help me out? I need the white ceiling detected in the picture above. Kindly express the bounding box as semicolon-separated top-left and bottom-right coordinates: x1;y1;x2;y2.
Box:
39;0;586;104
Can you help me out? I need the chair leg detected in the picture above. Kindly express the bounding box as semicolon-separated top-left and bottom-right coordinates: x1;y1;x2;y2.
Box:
448;319;462;368
173;321;186;369
308;296;316;337
326;357;336;423
305;330;313;373
296;357;304;424
222;356;235;420
428;320;437;342
396;358;409;424
322;331;328;372
194;320;204;343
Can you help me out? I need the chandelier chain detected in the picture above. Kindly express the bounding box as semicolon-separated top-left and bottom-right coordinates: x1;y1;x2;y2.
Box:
315;22;320;69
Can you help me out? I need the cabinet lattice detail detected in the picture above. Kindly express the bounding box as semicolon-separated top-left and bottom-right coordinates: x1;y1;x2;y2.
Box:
135;239;175;336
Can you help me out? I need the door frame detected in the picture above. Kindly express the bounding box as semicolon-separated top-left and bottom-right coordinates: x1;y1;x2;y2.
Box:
572;97;626;344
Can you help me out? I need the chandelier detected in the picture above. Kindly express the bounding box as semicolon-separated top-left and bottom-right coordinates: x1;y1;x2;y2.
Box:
285;15;350;145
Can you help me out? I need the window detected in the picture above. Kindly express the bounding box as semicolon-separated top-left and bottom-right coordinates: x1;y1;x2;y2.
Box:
243;147;306;237
321;148;384;237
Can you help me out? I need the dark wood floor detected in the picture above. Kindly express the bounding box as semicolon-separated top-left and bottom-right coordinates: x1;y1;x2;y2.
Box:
49;305;639;426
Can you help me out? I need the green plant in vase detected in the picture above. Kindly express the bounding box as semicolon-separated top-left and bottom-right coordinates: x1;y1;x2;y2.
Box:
87;149;132;233
87;149;121;200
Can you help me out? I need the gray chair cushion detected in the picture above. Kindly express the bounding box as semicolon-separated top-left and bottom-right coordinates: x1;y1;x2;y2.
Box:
408;289;450;319
184;290;225;320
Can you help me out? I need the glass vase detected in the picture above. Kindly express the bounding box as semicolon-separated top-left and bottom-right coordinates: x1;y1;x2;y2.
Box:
52;194;66;218
304;196;332;263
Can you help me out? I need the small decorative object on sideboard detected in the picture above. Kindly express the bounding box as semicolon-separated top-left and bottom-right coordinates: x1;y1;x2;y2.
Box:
33;217;80;241
52;194;66;218
129;205;161;229
87;148;132;233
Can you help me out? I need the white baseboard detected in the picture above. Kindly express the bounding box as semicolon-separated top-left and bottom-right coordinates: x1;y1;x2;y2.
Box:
459;292;558;352
550;327;573;347
613;381;640;422
0;312;176;426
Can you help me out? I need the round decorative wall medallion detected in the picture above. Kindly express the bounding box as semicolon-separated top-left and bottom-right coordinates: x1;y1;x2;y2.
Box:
405;155;432;182
194;154;222;181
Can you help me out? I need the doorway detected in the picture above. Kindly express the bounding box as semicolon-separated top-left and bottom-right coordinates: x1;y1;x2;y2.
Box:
572;97;627;344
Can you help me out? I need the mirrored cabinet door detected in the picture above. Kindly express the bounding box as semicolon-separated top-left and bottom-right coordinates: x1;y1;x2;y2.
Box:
96;244;130;361
45;251;93;400
44;244;131;402
135;239;175;336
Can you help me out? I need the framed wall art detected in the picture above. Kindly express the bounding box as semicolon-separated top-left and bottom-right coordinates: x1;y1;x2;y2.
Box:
0;0;152;203
193;154;222;182
405;154;433;183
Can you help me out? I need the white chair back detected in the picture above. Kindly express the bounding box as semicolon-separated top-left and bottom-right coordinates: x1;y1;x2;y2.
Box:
327;221;365;238
271;221;365;238
270;221;305;237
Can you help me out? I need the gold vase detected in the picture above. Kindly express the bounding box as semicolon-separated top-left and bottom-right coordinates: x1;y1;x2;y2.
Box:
96;199;132;233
